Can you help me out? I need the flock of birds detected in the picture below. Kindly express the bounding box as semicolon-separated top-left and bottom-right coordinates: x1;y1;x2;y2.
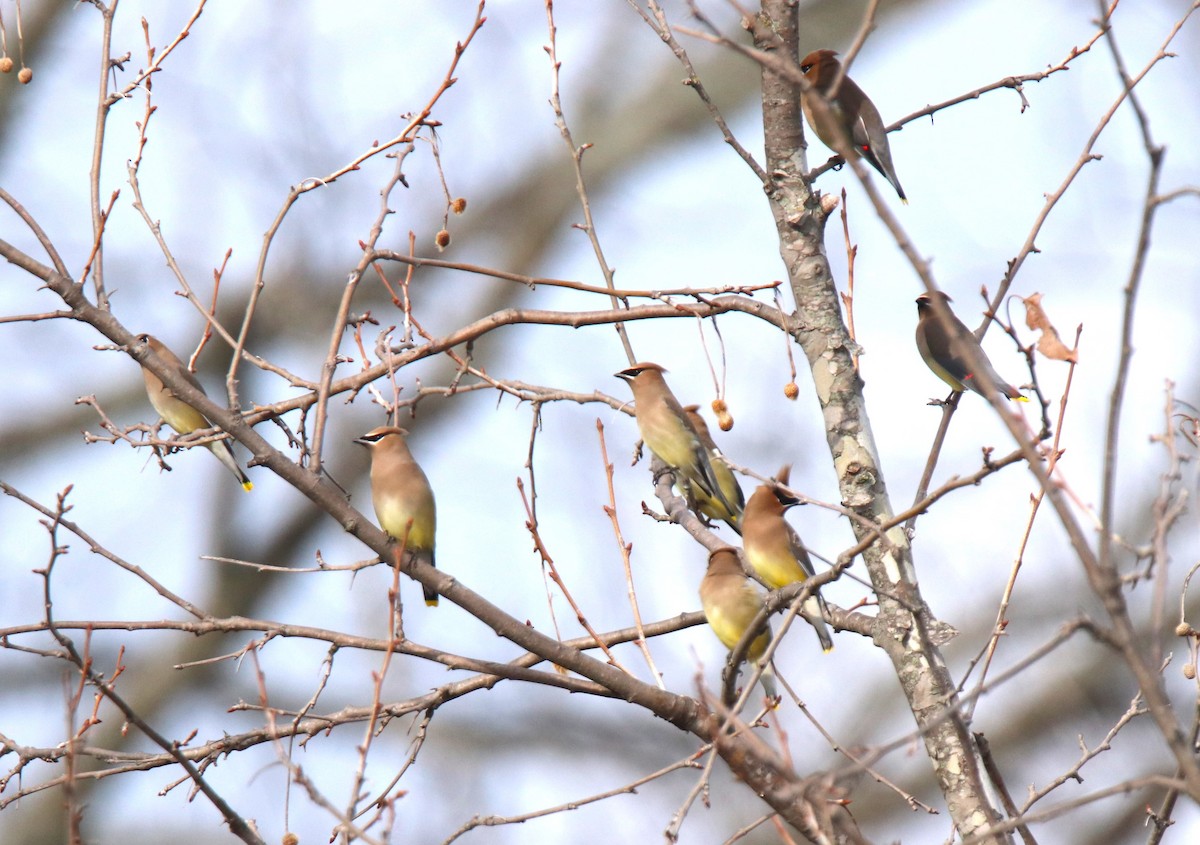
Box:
126;49;1029;700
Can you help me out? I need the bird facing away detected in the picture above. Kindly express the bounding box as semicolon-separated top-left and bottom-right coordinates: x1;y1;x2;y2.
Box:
699;547;777;699
799;48;906;203
914;292;1027;402
681;404;745;534
355;426;439;607
133;333;252;491
614;363;739;519
742;465;834;652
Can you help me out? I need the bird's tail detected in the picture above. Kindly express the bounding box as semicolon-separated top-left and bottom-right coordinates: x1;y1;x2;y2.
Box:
756;660;779;702
803;595;834;653
723;513;743;536
423;552;439;607
208;439;252;491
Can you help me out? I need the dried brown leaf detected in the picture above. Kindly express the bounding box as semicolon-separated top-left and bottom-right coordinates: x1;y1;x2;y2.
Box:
1022;292;1078;363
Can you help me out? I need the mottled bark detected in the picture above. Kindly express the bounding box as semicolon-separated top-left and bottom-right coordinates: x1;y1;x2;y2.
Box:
751;3;1008;841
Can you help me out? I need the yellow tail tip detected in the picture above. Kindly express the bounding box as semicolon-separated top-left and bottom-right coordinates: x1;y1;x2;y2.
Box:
1014;395;1030;403
242;481;254;492
425;598;439;607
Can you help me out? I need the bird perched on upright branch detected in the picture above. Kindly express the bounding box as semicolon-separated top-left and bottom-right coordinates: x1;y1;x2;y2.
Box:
699;547;777;699
133;333;252;491
799;48;907;203
615;362;739;521
355;426;440;607
742;466;834;652
914;291;1028;402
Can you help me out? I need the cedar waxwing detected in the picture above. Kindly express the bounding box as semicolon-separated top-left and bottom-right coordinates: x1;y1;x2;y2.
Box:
742;466;834;652
614;363;738;519
799;48;906;203
355;426;439;607
133;333;252;491
915;292;1027;402
681;405;745;534
699;547;777;699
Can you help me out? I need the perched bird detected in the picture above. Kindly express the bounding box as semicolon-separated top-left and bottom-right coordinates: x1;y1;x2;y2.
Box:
681;405;745;534
614;363;738;519
742;466;834;652
355;426;439;606
133;333;252;491
699;547;777;699
914;291;1027;402
799;48;906;203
